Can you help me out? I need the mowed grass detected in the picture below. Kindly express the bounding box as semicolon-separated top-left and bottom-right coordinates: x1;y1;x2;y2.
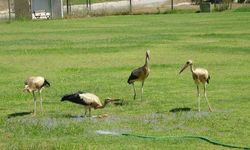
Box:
0;12;250;149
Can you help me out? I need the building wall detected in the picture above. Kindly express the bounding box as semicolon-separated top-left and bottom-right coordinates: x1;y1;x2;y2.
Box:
31;0;63;19
51;0;63;18
14;0;31;19
13;0;63;19
0;0;8;11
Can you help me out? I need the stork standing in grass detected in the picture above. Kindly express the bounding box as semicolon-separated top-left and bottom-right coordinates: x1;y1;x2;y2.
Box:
23;76;50;115
179;60;213;112
128;50;150;100
61;91;120;117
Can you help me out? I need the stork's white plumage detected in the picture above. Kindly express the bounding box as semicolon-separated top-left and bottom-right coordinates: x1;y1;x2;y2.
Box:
179;60;213;112
128;50;150;100
24;76;50;115
61;91;118;117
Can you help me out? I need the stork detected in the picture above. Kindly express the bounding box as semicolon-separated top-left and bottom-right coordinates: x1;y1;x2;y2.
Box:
23;76;50;115
127;50;150;100
61;91;120;117
179;60;213;112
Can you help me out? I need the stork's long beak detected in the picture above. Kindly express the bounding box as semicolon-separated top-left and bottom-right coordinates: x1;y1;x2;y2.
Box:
105;98;122;102
179;64;188;74
106;98;124;105
111;98;123;101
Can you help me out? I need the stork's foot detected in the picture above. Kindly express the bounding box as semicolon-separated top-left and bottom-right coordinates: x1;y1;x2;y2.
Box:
209;108;213;112
40;109;43;115
98;114;108;118
133;95;136;100
32;112;36;116
84;114;91;118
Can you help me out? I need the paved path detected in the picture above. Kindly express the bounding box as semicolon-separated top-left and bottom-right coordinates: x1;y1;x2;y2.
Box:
65;0;168;11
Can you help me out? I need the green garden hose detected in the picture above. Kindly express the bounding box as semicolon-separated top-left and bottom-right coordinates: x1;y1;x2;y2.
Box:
121;133;250;149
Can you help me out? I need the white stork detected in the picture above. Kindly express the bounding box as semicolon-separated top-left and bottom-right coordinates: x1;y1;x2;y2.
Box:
127;50;150;100
179;60;213;112
23;76;50;115
61;91;120;117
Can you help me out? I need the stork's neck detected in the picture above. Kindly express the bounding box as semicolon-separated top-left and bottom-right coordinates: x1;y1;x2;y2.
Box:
190;64;195;73
144;57;149;68
98;100;110;109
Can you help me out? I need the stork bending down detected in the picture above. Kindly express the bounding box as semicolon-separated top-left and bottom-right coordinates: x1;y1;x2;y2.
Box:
61;91;120;117
179;60;213;112
23;76;50;115
128;50;150;100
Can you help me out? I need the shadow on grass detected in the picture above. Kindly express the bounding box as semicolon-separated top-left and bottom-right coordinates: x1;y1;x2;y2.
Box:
156;107;192;114
63;114;84;118
169;107;192;113
7;111;32;118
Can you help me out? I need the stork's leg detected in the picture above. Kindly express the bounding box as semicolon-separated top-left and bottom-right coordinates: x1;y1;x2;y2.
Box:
132;83;136;100
39;90;43;112
197;85;201;112
84;106;88;117
204;84;213;112
141;81;144;101
32;91;36;115
89;107;91;117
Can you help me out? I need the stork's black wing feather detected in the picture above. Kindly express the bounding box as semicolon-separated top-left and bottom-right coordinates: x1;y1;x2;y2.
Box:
207;75;211;84
61;93;87;106
127;73;139;84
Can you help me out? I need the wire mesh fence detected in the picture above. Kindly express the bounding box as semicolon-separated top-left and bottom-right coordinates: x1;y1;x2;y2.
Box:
0;0;250;21
63;0;199;17
62;0;250;17
64;0;130;17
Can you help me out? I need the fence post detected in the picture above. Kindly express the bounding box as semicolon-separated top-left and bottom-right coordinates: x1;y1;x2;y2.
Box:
66;0;69;14
171;0;173;11
89;0;91;10
8;0;11;21
86;0;91;10
129;0;132;14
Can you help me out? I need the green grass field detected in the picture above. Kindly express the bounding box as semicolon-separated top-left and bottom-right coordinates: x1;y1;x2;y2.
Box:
0;12;250;149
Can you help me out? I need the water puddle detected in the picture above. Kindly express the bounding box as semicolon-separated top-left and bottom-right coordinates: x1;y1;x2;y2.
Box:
96;128;130;136
96;130;121;136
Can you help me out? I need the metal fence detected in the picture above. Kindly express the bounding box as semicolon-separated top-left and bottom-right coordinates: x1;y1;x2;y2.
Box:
0;0;249;21
64;0;199;17
63;0;250;17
